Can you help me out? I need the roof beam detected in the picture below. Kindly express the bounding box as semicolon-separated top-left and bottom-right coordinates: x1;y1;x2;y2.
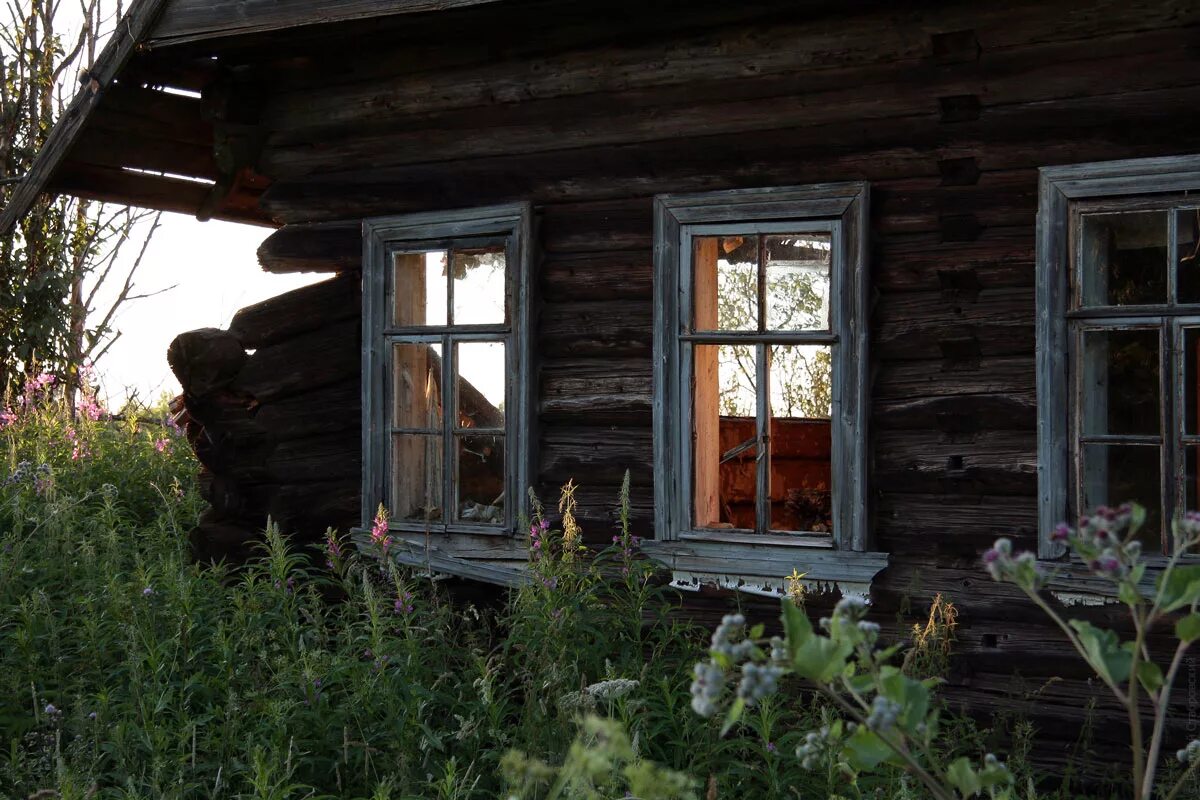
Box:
0;0;172;235
144;0;507;48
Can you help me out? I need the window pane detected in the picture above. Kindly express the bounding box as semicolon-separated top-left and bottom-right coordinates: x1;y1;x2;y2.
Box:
1079;211;1168;307
765;234;831;331
451;247;506;325
456;341;505;429
392;433;443;522
1178;208;1200;303
1079;328;1160;436
1186;328;1200;435
693;235;758;332
1187;445;1200;516
769;345;832;532
392;251;447;326
693;343;756;529
393;342;443;430
1080;443;1161;549
456;433;505;524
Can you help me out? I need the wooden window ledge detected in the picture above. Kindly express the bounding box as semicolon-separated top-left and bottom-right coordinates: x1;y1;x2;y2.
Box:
352;529;889;599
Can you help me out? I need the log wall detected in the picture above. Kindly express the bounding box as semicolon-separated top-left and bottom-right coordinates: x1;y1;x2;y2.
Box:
162;0;1200;770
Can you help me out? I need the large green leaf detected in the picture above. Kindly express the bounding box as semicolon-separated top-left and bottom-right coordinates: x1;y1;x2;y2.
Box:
843;727;893;771
946;756;982;797
1157;565;1200;613
1176;612;1200;643
782;599;852;683
1068;621;1131;684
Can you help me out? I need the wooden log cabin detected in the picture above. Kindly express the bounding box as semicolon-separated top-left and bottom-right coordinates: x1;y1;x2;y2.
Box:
4;0;1200;772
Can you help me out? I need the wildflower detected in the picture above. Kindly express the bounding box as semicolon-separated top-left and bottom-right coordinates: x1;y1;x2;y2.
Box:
142;586;154;597
1177;739;1200;763
1050;523;1072;542
0;407;16;428
370;504;392;556
44;703;59;716
766;741;777;753
394;590;414;614
540;576;557;591
833;595;869;622
690;660;725;717
87;711;97;720
785;568;807;603
324;528;344;570
584;678;640;703
736;662;782;706
796;725;833;770
866;695;902;731
154;438;169;453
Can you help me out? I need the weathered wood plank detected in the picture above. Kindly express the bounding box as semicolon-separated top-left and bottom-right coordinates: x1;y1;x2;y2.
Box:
256;221;363;273
232;318;360;402
0;0;171;235
147;0;507;46
229;273;360;348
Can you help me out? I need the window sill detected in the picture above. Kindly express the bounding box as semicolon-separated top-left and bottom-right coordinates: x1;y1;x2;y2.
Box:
640;539;888;599
1041;553;1200;606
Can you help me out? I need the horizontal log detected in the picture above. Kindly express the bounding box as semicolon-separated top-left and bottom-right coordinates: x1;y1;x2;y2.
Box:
539;426;653;487
260;30;1200;176
229;273;361;348
254;381;361;440
256;221;362;274
232;318;360;402
873;392;1036;431
875;232;1034;293
874;429;1037;497
257;81;1200;223
168;327;248;397
539;300;652;358
875;493;1038;556
874;286;1035;361
541;251;652;302
540;358;652;426
874;355;1035;402
258;0;1200;134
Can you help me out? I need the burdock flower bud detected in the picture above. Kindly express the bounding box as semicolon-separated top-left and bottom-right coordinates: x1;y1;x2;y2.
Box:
865;696;902;731
1050;523;1071;542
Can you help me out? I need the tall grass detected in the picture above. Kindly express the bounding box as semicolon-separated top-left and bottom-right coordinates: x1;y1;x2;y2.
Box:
0;388;1107;799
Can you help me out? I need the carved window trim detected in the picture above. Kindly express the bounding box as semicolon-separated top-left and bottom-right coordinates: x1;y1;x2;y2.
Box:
651;183;872;554
1037;155;1200;559
361;203;535;538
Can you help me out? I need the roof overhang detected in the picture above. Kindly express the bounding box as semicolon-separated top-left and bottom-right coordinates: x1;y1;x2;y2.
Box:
0;0;507;235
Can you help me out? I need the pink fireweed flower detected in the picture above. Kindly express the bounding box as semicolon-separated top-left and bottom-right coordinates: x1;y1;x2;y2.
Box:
0;407;16;428
324;528;344;569
370;504;392;555
71;441;90;461
154;438;169;453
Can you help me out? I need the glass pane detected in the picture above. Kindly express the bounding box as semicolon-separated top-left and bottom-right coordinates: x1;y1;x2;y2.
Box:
451;247;506;325
765;233;831;331
393;342;443;430
1080;443;1161;549
456;433;505;524
1079;211;1168;307
693;235;758;332
1178;208;1200;303
769;345;832;532
456;341;506;429
1187;446;1200;517
1079;328;1159;436
1186;328;1200;435
392;251;447;326
392;433;443;523
693;344;756;529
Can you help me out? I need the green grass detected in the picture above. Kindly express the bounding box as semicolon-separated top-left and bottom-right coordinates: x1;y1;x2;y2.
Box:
0;390;1134;799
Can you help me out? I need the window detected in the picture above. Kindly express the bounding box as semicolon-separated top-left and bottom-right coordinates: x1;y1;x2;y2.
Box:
362;204;533;536
652;184;870;550
1037;156;1200;557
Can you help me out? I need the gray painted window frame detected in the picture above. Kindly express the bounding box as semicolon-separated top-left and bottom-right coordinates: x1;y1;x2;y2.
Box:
652;183;871;552
361;203;535;537
1037;155;1200;559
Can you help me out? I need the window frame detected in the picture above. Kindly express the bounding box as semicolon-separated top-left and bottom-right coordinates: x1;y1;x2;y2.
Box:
361;203;534;537
1037;155;1200;558
652;183;871;551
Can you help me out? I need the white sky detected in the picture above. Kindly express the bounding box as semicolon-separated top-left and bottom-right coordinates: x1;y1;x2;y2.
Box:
90;212;322;407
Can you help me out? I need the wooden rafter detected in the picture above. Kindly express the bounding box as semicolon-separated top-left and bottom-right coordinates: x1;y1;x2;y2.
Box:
0;0;171;235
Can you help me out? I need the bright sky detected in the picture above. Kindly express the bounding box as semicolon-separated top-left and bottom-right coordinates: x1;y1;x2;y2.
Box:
91;213;322;407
